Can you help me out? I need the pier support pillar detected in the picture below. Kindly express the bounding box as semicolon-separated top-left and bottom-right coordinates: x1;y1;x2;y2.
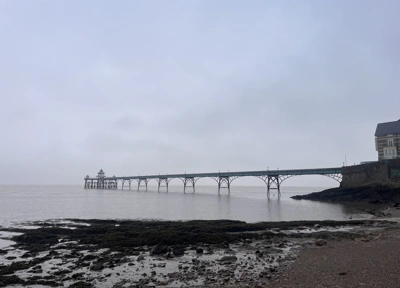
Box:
158;178;169;192
138;178;148;191
218;176;231;194
267;176;281;198
183;177;195;193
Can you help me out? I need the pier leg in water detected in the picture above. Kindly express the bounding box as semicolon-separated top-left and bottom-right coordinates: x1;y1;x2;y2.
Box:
267;176;281;198
183;177;195;193
158;178;169;192
138;178;148;191
217;176;231;195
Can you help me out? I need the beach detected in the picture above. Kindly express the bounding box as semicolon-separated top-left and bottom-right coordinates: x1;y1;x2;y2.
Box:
0;207;399;287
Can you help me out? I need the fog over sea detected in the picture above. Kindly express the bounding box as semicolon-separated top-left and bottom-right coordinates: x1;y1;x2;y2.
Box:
0;185;374;228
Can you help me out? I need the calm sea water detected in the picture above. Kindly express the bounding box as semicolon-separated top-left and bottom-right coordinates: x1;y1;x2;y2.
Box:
0;185;373;228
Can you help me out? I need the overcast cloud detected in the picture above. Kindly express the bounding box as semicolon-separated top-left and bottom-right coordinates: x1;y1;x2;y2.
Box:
1;0;399;186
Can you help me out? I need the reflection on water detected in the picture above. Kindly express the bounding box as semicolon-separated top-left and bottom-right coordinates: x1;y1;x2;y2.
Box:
0;185;373;227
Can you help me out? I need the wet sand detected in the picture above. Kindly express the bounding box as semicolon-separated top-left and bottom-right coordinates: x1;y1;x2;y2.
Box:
269;207;400;288
271;227;400;288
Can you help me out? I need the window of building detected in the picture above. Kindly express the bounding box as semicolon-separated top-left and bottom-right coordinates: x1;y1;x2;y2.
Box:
388;139;394;146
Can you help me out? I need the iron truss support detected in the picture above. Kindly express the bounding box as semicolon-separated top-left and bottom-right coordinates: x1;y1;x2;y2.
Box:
98;179;104;189
211;176;240;194
138;178;148;191
267;176;280;198
158;178;168;192
122;179;134;190
121;179;127;190
182;177;195;193
104;180;114;189
323;173;342;182
256;175;292;198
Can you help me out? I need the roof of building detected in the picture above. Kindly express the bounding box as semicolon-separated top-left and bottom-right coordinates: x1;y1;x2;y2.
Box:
98;169;105;174
375;119;400;136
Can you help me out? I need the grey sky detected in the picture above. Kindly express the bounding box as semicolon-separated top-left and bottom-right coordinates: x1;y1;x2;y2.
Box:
1;0;399;186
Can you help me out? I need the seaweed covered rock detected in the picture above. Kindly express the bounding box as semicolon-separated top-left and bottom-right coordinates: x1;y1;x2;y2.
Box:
292;184;400;204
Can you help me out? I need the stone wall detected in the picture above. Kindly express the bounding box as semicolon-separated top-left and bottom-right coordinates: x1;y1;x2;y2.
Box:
341;159;400;187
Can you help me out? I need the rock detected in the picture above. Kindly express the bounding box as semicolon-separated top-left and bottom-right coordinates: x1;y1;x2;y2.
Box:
219;256;238;264
137;255;145;261
297;226;308;230
0;249;7;255
315;239;328;246
151;245;170;256
90;261;104;271
173;248;184;256
21;252;33;258
54;269;72;275
339;272;347;275
68;281;93;288
394;203;400;207
158;263;166;268
5;256;16;260
29;265;44;274
167;272;182;279
220;241;230;248
82;254;96;261
49;250;59;256
72;272;85;279
314;224;321;228
196;247;204;254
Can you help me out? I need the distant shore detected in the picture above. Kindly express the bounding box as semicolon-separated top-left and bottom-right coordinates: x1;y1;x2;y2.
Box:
1;216;398;287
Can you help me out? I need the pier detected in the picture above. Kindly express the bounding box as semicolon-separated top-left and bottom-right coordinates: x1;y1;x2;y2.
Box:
84;167;343;197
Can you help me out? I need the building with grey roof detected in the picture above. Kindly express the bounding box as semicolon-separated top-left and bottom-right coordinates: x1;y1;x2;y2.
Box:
375;119;400;160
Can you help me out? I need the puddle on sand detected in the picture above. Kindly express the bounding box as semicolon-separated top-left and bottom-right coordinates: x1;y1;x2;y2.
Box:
0;231;22;249
0;238;15;249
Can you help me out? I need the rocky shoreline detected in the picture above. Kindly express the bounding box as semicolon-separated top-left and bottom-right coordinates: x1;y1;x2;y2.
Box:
0;218;396;288
291;184;400;204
